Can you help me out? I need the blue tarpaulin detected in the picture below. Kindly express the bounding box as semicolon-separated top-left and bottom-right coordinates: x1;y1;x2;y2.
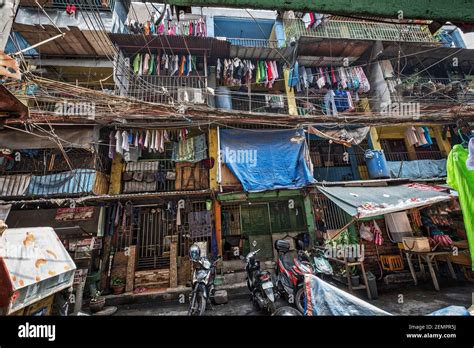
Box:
304;274;392;316
386;159;447;179
27;169;97;196
219;129;315;192
304;275;471;316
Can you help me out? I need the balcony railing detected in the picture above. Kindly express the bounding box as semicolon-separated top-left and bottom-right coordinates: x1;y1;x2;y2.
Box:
219;91;289;115
284;18;438;43
226;38;279;48
20;0;116;11
353;151;445;164
392;77;474;104
0;169;108;198
118;75;208;104
121;160;209;193
0;149;107;176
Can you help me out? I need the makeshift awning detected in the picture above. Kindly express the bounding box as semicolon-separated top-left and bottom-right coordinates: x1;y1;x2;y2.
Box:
318;183;452;218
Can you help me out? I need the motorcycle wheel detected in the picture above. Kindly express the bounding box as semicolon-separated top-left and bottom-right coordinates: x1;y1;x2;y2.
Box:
188;290;206;316
295;287;305;314
267;301;276;315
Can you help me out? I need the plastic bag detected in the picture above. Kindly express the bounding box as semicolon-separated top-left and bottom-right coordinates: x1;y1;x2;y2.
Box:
359;223;373;242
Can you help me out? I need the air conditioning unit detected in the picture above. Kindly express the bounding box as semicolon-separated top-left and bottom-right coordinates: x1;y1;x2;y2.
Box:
177;88;205;104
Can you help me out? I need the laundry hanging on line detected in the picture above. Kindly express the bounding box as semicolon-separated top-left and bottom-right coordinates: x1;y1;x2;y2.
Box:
301;13;331;29
404;126;434;148
127;7;207;37
110;129;193;160
217;58;283;88
132;53;197;76
288;64;370;94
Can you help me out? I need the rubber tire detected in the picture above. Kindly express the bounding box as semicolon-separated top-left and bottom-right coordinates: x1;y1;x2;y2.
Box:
267;300;276;315
188;290;207;316
295;287;305;314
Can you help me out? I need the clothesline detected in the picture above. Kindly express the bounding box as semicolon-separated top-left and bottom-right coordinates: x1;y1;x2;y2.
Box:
127;7;207;37
217;58;284;88
109;128;190;160
288;64;371;93
405;126;434;148
131;53;199;77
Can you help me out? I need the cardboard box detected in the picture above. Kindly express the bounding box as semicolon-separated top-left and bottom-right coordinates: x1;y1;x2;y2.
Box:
402;237;431;252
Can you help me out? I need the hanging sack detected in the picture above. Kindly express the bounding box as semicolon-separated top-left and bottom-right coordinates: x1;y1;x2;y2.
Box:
359;222;374;242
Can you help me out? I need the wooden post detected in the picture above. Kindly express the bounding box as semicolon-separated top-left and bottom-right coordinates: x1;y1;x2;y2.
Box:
208;128;219;190
369;127;382;150
109;154;123;195
170;235;178;288
214;199;222;257
125;245;136;293
283;68;298;116
432;125;451;157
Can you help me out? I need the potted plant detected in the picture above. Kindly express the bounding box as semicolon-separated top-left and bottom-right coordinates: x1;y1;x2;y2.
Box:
111;277;125;295
89;290;105;313
349;267;360;287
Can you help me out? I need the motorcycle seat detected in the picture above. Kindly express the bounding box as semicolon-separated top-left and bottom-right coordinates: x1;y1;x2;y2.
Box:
280;251;297;270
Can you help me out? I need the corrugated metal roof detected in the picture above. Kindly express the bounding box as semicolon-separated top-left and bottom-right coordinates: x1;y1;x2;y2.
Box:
12;23;115;57
0;175;31;197
229;45;293;61
108;33;230;57
317;183;451;218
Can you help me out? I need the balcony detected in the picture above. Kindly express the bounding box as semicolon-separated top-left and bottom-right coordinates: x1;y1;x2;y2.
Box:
119;75;208;104
391;77;474;105
284;18;438;43
226;38;279;48
218;91;289;115
0;149;110;199
20;0;117;11
121;160;209;193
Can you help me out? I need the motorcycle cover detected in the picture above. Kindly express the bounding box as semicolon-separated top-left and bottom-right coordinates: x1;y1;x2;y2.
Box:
304;275;472;316
304;274;391;316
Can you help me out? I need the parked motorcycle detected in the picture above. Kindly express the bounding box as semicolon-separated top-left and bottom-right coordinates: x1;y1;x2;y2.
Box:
241;249;276;314
274;239;315;313
304;247;334;279
188;244;220;316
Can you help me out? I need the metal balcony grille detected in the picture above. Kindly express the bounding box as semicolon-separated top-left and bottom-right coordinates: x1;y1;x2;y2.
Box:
284;19;438;43
118;75;207;104
226;38;279;48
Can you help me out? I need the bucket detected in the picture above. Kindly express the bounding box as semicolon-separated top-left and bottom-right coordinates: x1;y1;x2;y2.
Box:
364;149;390;179
366;271;378;299
215;86;233;110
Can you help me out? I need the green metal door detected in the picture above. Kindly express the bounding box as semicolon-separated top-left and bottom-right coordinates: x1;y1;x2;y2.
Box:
240;203;274;259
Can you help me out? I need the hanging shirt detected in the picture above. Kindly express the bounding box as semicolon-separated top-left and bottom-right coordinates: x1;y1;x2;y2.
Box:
108;131;115;159
122;131;130;152
323;90;337;116
404;126;419;146
115;130;123;155
415;127;428;146
422;126;433;146
467;138;474;170
447;144;474;269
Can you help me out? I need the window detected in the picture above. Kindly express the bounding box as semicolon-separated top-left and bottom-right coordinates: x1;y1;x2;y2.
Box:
380;139;409;161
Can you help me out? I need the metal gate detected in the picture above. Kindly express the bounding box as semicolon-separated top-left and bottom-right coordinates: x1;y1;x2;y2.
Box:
136;206;172;270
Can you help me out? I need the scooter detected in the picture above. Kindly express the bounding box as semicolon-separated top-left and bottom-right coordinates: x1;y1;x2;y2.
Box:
241;249;276;314
274;239;315;314
188;252;221;316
